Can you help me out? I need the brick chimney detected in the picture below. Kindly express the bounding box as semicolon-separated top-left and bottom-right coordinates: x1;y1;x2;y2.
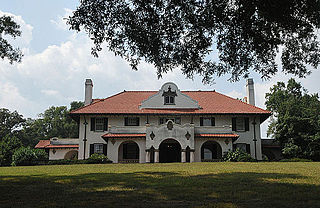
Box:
246;78;255;106
84;79;93;106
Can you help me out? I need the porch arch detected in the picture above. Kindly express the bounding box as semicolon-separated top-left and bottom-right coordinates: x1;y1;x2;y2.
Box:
118;141;140;163
201;141;222;161
64;150;78;160
159;138;181;163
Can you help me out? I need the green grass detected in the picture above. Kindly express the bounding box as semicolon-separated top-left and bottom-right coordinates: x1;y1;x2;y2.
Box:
1;162;320;208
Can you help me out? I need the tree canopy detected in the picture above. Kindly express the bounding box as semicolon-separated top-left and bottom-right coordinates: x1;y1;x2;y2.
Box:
0;15;23;64
67;0;320;83
266;79;320;160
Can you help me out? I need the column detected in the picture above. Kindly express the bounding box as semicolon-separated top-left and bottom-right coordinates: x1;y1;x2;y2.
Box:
154;149;159;163
181;149;186;163
145;151;150;163
190;150;195;163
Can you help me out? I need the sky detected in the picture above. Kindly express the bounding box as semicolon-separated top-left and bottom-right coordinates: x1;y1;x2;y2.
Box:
1;0;319;138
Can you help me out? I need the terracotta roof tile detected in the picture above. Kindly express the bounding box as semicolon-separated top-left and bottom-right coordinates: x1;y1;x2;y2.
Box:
35;140;50;148
195;133;239;138
70;91;271;115
35;140;79;149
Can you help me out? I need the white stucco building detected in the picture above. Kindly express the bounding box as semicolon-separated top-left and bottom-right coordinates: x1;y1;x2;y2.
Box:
69;79;270;163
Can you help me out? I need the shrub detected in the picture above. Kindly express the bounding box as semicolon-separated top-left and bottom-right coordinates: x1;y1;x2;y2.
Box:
0;135;22;166
223;148;256;162
11;147;48;166
279;158;313;162
87;153;112;164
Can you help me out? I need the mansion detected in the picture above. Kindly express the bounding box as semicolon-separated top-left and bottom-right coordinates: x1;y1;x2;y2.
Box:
67;79;271;163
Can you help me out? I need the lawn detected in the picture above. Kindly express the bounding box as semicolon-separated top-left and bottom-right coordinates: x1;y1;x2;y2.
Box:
1;162;320;208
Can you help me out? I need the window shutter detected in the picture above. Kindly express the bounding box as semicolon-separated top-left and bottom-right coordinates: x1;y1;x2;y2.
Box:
200;117;203;126
211;117;215;126
136;117;140;126
90;118;95;131
232;118;237;131
245;118;249;131
103;118;108;131
90;144;94;156
125;117;128;126
103;144;107;156
246;144;251;154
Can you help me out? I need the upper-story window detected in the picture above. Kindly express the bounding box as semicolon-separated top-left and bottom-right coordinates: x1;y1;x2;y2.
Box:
90;117;108;132
200;117;215;126
232;117;249;131
162;85;177;105
125;117;140;126
159;117;181;125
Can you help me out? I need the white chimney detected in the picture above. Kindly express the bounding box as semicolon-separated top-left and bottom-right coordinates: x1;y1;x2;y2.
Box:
84;79;93;106
246;78;255;106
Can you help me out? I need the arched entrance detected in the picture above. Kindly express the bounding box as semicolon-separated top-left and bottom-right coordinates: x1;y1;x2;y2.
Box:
159;139;181;163
201;141;222;161
64;150;78;160
118;141;139;163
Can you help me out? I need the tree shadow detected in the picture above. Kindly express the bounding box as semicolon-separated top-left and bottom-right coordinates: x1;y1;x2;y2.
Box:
0;169;319;208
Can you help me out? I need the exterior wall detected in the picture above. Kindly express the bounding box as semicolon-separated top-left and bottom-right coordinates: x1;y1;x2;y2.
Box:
77;114;264;162
49;148;78;160
194;138;233;162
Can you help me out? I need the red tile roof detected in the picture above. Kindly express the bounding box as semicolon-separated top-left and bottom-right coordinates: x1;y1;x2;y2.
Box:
195;133;239;138
102;133;146;138
70;91;270;115
35;140;79;149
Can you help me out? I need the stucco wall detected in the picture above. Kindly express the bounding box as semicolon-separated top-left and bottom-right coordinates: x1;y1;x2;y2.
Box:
49;148;78;160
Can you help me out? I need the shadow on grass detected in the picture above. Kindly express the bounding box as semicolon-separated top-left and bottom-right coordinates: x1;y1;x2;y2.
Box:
0;169;319;208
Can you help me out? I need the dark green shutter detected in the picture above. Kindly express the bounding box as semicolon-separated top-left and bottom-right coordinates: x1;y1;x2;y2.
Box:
125;117;128;126
246;144;251;154
90;118;95;131
200;117;203;126
211;117;215;126
103;144;107;156
103;118;108;131
90;144;94;156
232;118;237;131
245;118;249;131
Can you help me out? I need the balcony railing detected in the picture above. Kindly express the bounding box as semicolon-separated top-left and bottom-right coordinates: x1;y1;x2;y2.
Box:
109;126;146;134
194;125;232;134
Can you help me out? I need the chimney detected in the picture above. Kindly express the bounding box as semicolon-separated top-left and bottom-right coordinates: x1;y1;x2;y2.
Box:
246;78;255;106
84;79;93;106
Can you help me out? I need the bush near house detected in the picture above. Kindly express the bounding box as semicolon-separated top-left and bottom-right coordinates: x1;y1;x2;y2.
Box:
223;148;256;162
11;147;48;166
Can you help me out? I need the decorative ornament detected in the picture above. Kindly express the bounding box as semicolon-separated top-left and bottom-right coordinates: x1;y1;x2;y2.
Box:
150;131;155;140
185;131;191;140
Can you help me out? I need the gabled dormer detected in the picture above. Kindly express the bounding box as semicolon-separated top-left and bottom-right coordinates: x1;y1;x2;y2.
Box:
140;82;201;109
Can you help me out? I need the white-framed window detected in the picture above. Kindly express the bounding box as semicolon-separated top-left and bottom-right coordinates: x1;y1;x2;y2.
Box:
125;117;139;126
164;96;175;104
94;143;104;154
95;118;104;131
236;117;245;131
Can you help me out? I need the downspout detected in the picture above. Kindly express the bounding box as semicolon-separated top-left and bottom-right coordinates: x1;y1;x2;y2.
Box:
83;115;88;160
252;117;257;160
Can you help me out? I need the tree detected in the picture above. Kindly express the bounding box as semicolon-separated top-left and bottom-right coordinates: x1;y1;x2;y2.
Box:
0;15;23;64
0;108;25;140
265;79;320;160
67;0;320;83
0;135;22;166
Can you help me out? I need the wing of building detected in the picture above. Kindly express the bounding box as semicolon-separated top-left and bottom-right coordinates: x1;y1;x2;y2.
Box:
69;79;271;163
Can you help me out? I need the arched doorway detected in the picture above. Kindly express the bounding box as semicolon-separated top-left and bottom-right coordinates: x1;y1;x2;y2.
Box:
118;141;139;163
201;141;222;161
64;150;78;160
159;139;181;163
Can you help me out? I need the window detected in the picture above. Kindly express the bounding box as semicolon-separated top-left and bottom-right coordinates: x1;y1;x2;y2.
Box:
125;117;140;126
159;117;181;125
236;143;251;154
95;118;104;131
94;143;104;154
90;117;108;132
200;117;215;126
232;117;249;131
123;143;139;159
164;96;175;104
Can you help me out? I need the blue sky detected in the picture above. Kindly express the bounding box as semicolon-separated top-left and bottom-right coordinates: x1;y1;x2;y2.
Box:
1;1;319;138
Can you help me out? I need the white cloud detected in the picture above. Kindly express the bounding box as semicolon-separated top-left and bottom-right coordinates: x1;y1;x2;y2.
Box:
50;8;73;31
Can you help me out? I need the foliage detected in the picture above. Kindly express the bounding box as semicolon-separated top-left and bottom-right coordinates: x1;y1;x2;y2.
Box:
67;0;320;83
0;15;23;64
223;148;255;162
279;158;312;162
87;153;112;164
0;135;22;166
11;146;48;166
0;108;25;140
266;79;320;160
